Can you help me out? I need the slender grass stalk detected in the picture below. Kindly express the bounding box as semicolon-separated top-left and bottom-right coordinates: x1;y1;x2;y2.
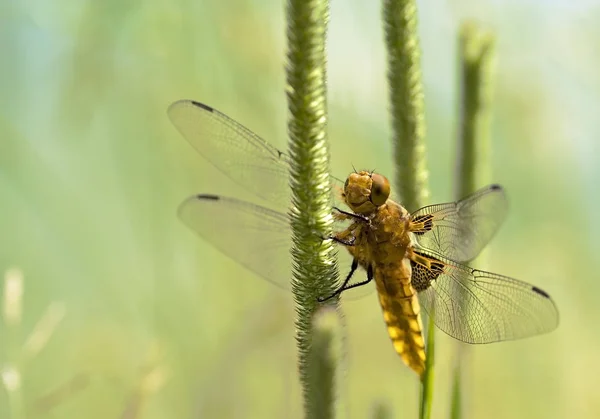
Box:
383;0;429;212
307;307;344;418
33;373;90;414
119;362;168;419
382;0;432;414
450;23;495;419
455;23;495;200
2;268;25;419
450;361;462;419
419;312;435;419
370;401;392;419
285;0;342;416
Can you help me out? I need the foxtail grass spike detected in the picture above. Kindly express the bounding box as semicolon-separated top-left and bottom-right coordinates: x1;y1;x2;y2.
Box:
285;0;344;416
382;0;434;412
451;22;496;419
383;0;429;212
456;22;495;200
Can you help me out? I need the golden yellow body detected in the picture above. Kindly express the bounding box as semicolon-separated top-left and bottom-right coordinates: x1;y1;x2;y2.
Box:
330;169;557;378
336;171;427;377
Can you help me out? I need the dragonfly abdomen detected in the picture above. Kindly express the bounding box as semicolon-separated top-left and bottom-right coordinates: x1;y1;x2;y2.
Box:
374;261;426;378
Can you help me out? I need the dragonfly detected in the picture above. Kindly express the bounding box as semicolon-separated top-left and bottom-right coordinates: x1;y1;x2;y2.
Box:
168;99;560;378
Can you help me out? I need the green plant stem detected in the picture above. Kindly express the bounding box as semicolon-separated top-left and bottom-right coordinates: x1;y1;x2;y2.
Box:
2;268;25;419
383;0;429;212
307;308;344;418
285;0;342;417
450;358;462;419
382;0;433;414
451;22;495;419
419;313;435;419
370;401;393;419
455;23;495;200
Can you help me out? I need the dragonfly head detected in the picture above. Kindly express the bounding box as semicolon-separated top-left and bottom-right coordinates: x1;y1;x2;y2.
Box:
343;171;391;214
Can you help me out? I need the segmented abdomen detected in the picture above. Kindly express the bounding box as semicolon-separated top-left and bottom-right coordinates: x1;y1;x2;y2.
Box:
374;260;426;378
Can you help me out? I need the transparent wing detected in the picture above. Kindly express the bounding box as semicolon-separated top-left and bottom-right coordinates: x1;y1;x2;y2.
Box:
178;194;374;299
410;184;508;262
179;194;292;289
168;100;345;207
412;249;559;344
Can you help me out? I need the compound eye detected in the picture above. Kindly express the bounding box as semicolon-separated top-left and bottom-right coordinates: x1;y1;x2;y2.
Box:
370;173;390;206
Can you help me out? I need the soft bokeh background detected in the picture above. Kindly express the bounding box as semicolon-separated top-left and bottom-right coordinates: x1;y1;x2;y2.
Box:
1;0;599;418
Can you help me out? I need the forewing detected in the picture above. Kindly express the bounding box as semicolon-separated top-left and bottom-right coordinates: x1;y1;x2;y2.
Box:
168;100;346;208
178;194;293;290
412;249;559;344
410;184;508;262
178;194;372;299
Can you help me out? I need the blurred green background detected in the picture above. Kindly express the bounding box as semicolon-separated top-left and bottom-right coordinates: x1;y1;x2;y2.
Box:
1;0;598;418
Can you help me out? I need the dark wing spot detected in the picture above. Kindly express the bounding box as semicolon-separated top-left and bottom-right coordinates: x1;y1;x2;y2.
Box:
532;286;551;299
489;184;502;191
190;101;214;112
411;214;434;236
197;194;220;201
410;250;445;292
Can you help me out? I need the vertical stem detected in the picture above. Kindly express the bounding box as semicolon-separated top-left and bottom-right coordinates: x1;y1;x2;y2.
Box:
2;268;25;419
383;0;429;212
455;23;495;200
450;364;462;419
285;0;342;417
419;311;435;419
370;401;393;419
307;308;344;418
451;22;495;419
382;0;432;414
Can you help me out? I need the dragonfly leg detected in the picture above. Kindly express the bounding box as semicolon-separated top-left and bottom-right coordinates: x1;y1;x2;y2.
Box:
318;230;355;246
333;207;369;223
326;230;356;246
317;259;359;302
340;264;374;292
332;236;355;246
317;261;374;302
